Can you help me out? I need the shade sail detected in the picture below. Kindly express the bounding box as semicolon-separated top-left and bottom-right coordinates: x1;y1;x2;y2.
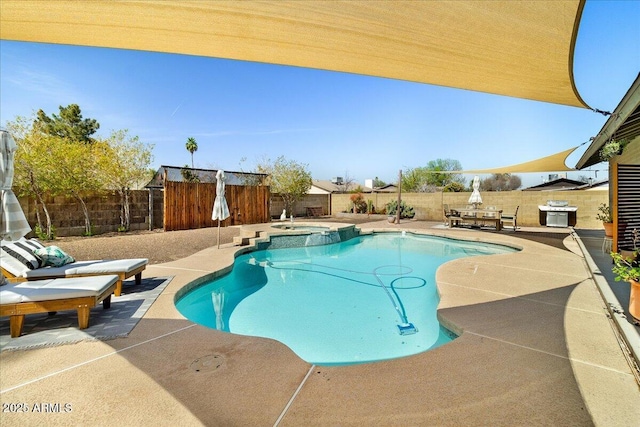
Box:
0;0;588;108
453;146;580;174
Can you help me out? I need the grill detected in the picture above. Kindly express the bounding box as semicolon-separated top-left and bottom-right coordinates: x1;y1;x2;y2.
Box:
538;200;578;228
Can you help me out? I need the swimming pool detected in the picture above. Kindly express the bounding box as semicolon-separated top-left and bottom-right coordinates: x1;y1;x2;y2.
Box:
176;232;516;366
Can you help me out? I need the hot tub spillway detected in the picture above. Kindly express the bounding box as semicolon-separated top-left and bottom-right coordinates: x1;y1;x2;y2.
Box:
304;231;341;247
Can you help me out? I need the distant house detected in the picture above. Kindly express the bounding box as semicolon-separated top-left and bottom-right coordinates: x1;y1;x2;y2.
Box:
145;165;268;189
574;180;609;191
373;184;398;193
310;178;372;194
523;178;589;191
310;178;397;194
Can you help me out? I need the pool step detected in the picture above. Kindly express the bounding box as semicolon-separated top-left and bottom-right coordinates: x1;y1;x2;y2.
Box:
233;228;260;246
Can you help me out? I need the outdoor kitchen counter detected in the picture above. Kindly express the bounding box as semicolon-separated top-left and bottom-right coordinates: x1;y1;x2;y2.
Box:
539;201;578;228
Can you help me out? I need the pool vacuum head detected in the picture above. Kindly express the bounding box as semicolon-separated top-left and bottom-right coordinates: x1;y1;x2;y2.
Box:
398;323;418;335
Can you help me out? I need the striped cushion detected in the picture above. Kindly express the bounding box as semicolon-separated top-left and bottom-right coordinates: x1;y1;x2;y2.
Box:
0;239;45;270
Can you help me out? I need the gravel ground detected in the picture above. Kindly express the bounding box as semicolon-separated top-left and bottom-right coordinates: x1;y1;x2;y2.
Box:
51;226;242;265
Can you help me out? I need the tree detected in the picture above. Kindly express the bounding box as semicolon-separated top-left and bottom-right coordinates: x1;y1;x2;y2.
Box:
185;137;198;169
180;165;201;183
95;130;154;231
443;182;466;192
10;114;102;237
35;104;99;143
258;156;312;215
8;116;57;238
51;139;102;235
334;171;356;193
372;177;386;188
402;159;464;192
424;159;465;187
479;174;522;191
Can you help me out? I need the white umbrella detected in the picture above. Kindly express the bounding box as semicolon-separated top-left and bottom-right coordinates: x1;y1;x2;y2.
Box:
1;130;31;241
212;170;230;248
468;175;482;209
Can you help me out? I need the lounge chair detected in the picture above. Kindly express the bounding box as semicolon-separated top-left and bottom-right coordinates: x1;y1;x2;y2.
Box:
1;239;148;297
0;275;118;337
501;206;519;231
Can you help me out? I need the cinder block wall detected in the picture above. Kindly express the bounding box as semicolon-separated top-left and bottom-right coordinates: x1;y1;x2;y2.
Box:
330;190;609;229
15;183;614;237
19;190;153;237
270;193;330;218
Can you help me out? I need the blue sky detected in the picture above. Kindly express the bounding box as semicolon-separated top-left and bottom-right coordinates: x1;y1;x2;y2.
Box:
1;1;639;188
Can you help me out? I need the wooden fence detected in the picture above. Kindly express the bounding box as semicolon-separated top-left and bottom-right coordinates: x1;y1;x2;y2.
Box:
163;181;270;231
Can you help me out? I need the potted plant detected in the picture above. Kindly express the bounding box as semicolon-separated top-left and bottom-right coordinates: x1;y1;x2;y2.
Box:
596;203;613;237
599;138;628;161
611;229;639;322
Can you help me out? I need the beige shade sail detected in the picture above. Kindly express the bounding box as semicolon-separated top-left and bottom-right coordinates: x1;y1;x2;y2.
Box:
0;0;588;108
452;146;580;174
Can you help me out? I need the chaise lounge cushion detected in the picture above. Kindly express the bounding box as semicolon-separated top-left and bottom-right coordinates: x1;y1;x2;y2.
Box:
19;258;149;279
1;239;147;281
0;275;120;304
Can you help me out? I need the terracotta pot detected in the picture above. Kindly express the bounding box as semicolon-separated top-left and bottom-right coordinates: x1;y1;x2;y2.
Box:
603;222;614;237
630;280;640;322
620;249;637;261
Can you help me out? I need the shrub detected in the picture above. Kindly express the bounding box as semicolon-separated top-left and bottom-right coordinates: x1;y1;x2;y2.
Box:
443;182;466;192
349;193;368;213
34;224;55;240
385;200;415;219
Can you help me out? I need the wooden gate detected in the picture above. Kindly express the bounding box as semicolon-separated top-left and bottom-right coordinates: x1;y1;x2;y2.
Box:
163;181;270;231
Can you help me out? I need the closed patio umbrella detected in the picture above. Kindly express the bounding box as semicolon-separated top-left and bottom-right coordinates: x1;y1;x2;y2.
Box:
212;170;230;249
1;130;31;286
1;130;31;241
468;175;482;209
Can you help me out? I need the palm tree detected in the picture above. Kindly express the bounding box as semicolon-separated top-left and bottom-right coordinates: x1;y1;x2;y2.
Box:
185;137;198;169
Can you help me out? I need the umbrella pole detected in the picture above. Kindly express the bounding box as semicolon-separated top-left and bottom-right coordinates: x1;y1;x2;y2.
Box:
217;221;221;249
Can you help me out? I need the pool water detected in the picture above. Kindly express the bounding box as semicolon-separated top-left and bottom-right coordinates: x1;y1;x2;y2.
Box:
176;233;516;366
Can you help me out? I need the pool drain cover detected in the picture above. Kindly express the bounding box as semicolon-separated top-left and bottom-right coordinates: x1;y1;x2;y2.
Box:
190;354;224;372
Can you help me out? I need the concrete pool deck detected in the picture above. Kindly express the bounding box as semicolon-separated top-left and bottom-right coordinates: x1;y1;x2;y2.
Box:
1;220;639;425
